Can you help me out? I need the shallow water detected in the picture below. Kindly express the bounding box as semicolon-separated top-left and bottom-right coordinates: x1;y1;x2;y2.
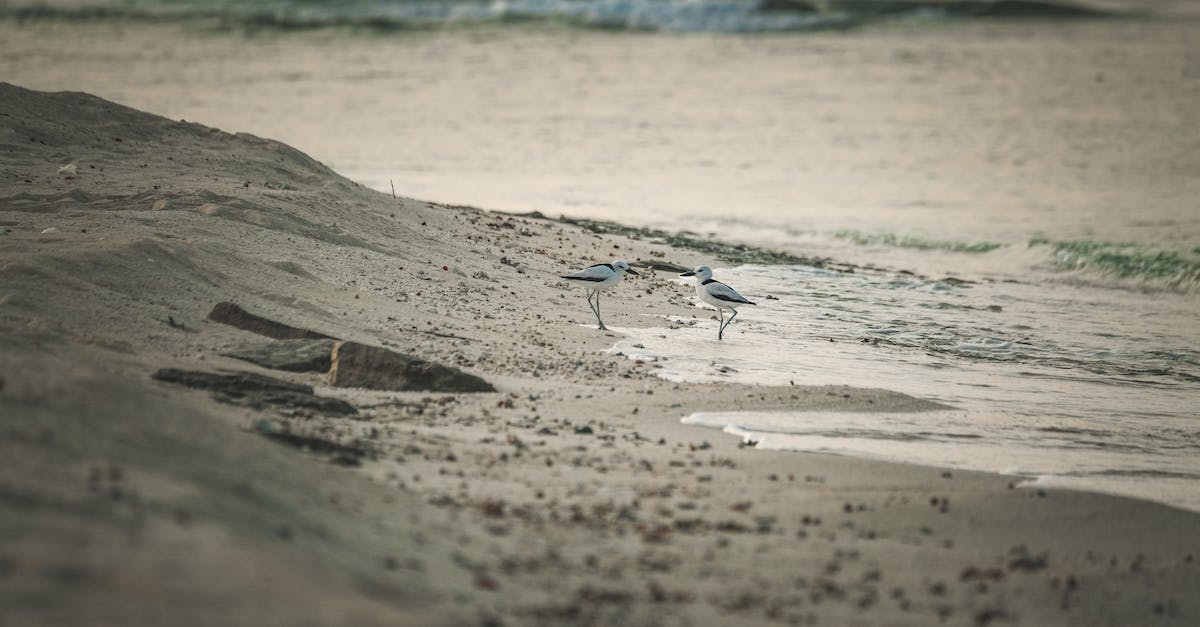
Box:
2;9;1197;508
611;264;1200;510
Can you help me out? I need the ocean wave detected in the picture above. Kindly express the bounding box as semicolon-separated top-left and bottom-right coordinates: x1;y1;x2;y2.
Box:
0;0;1121;33
0;0;854;32
1066;468;1200;480
1029;238;1200;292
771;0;1117;19
834;229;1005;254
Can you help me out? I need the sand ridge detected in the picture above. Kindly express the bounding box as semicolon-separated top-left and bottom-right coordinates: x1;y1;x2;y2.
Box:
2;83;1198;625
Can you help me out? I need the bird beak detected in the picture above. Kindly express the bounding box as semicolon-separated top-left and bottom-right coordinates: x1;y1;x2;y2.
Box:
680;271;695;277
626;268;639;276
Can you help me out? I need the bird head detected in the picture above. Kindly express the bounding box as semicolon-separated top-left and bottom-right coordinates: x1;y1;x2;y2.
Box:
680;265;712;281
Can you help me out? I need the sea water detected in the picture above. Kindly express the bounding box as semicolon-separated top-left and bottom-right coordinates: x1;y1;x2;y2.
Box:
2;1;1197;508
610;264;1200;511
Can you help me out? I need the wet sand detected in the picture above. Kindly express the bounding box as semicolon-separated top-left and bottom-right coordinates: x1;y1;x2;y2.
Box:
1;82;1198;626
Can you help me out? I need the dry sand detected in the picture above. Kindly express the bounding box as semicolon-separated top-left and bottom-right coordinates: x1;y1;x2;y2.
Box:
2;83;1198;626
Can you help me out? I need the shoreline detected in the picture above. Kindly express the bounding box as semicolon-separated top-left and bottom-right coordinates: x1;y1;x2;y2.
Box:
679;408;1200;516
2;83;1198;625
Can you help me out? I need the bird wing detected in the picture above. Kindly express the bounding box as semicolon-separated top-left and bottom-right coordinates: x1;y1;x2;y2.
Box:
562;264;615;282
706;281;755;304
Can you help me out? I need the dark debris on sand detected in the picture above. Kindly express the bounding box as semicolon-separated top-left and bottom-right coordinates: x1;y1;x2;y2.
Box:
223;338;338;373
251;419;376;467
207;301;335;341
151;368;358;417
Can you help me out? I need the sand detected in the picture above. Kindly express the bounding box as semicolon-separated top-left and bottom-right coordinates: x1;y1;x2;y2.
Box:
2;82;1198;626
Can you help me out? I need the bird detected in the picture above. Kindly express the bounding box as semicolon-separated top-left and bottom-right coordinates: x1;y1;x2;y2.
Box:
680;265;755;340
561;259;639;331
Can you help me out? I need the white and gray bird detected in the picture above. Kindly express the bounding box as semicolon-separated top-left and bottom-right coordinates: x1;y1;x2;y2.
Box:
561;259;639;330
680;265;755;340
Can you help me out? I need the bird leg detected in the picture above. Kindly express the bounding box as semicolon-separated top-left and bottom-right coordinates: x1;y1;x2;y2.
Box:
717;308;725;340
588;288;609;329
585;290;605;330
586;289;599;318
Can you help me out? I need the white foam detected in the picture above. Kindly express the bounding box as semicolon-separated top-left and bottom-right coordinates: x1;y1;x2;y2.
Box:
679;410;1200;512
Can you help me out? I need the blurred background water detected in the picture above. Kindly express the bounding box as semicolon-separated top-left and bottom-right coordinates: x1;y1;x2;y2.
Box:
7;0;1193;33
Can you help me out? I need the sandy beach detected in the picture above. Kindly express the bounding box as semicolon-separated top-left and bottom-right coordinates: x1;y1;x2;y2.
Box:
2;77;1198;627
